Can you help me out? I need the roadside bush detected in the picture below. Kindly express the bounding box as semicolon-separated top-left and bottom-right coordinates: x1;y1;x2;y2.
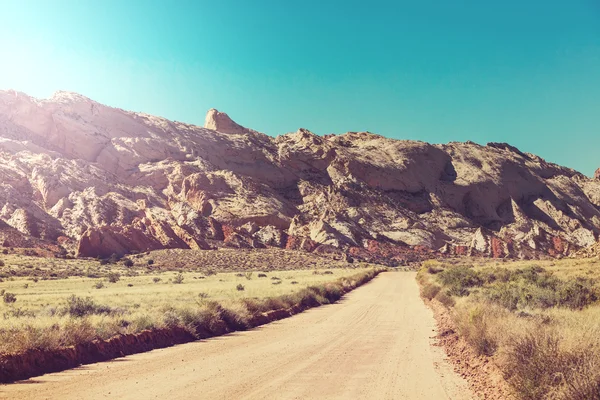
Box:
421;283;441;300
455;304;498;356
503;327;559;399
438;266;482;296
435;291;455;308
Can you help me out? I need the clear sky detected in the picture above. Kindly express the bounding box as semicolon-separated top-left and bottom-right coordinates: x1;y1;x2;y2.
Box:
0;1;598;175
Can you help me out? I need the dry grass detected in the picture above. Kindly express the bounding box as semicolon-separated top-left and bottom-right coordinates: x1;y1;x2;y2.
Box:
419;258;600;400
0;250;382;356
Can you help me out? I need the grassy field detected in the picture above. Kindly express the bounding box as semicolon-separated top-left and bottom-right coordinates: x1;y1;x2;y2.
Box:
0;250;380;357
418;257;600;400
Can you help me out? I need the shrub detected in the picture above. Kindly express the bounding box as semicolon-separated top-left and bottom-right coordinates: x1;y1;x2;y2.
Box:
3;292;16;304
435;291;456;307
173;274;184;284
427;265;443;274
0;260;4;267
152;277;161;283
244;272;253;280
65;295;112;317
198;292;209;299
438;266;482;296
107;272;121;283
147;259;154;265
502;328;556;399
291;281;299;285
236;284;245;291
123;259;134;267
557;278;598;310
258;273;267;278
421;283;441;300
455;305;498;356
93;281;105;289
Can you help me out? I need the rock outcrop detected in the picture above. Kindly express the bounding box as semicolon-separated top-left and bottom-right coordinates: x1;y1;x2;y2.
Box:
0;89;599;261
204;108;254;135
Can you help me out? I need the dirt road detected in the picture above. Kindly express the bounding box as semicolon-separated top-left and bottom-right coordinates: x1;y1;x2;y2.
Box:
1;272;475;400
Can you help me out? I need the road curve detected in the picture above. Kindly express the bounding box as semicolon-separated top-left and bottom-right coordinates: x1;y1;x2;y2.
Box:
1;272;474;400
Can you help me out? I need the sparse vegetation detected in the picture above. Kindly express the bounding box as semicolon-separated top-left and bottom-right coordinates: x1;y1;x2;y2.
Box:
93;281;105;289
107;272;121;283
0;257;380;359
419;258;600;400
173;273;184;284
3;292;16;304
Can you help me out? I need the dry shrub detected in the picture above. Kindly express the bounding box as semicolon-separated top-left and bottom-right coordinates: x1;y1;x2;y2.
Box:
421;283;441;300
454;303;500;356
503;321;600;400
435;291;455;307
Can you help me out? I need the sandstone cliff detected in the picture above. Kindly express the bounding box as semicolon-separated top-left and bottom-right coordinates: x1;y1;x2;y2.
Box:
0;89;599;262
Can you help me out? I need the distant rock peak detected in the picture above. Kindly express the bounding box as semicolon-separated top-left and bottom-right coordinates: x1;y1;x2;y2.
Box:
204;108;252;135
50;91;94;104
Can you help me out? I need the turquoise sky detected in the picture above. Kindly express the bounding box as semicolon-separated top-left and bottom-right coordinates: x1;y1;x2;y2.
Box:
0;1;598;176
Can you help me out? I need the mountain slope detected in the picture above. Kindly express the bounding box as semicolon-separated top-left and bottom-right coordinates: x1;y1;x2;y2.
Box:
0;89;599;261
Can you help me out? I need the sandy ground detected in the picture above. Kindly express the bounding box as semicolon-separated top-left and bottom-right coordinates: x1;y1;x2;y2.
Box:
0;272;475;400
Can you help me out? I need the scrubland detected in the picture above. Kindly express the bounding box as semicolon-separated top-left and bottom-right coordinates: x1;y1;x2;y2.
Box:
0;249;380;357
419;257;600;400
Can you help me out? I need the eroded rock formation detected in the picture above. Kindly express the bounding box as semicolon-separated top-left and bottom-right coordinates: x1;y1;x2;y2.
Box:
0;89;599;261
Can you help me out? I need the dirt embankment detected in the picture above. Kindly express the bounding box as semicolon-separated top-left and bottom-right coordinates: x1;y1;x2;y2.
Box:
427;299;514;399
0;270;382;384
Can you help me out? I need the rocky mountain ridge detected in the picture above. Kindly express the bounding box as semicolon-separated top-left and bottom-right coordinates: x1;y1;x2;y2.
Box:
0;89;599;263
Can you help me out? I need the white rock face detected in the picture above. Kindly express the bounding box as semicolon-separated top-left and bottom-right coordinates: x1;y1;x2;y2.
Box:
0;89;599;261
